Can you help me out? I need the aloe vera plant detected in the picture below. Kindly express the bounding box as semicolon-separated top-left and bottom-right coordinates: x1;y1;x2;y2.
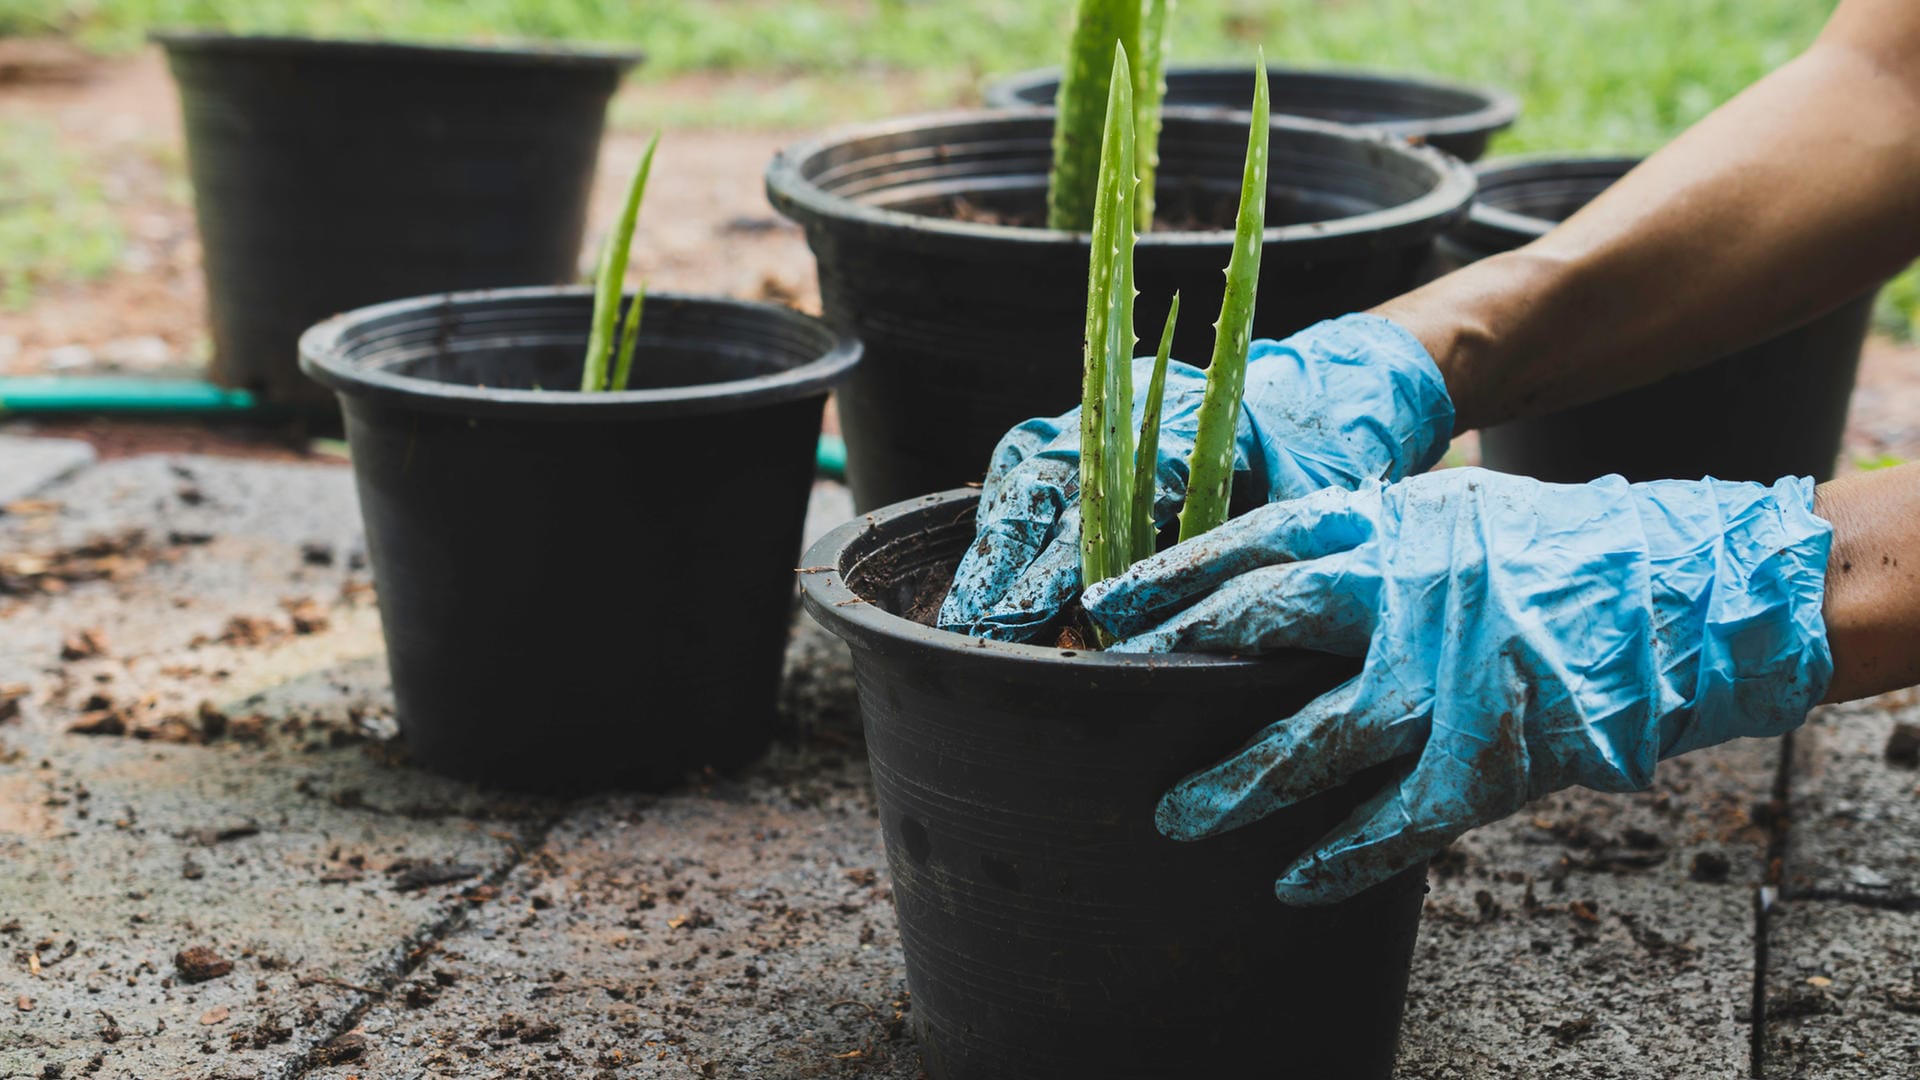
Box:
1047;0;1171;232
1077;56;1269;641
1178;56;1268;542
1077;43;1139;596
579;132;660;393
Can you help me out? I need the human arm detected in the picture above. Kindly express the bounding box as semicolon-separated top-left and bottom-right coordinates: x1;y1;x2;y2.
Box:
1379;0;1920;431
1817;462;1920;701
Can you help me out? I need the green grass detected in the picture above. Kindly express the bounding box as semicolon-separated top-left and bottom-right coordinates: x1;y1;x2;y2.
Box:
7;0;1911;326
0;122;123;308
12;0;1829;150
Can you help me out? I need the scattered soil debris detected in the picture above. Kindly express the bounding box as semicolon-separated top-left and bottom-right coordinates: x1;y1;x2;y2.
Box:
389;861;483;892
300;541;335;566
183;821;260;846
1;530;177;596
282;596;329;635
173;945;233;983
1544;1014;1596;1046
1887;986;1920;1015
0;683;27;723
229;1014;292;1049
59;628;108;661
67;710;125;737
312;1032;369;1064
1884;722;1920;768
1689;851;1732;884
495;1015;562;1044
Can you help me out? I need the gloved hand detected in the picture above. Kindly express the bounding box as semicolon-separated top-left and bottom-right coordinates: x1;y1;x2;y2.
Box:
1081;467;1834;905
937;314;1454;640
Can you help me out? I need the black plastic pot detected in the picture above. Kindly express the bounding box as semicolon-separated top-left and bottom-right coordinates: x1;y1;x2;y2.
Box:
1442;156;1872;483
985;65;1519;162
158;32;641;414
799;490;1426;1079
300;287;860;791
768;109;1475;511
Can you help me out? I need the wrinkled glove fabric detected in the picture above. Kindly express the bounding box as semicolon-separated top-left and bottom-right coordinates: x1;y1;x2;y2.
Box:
937;314;1454;640
1081;468;1834;905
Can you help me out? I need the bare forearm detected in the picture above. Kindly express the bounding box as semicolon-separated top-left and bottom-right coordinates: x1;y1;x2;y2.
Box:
1378;0;1920;432
1816;463;1920;703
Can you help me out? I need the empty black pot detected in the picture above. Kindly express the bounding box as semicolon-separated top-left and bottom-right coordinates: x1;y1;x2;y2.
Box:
767;109;1474;511
800;490;1426;1080
158;32;641;414
300;288;860;791
1443;156;1873;483
986;65;1519;162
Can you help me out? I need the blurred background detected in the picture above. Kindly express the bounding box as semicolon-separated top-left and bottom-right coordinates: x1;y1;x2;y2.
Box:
0;0;1914;464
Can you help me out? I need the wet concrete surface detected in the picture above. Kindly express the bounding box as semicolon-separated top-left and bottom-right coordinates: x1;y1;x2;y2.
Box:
2;446;1916;1078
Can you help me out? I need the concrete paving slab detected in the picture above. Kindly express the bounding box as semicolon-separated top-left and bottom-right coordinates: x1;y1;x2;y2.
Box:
1396;738;1779;1078
1781;693;1920;898
1762;902;1920;1078
0;434;95;506
300;745;918;1080
0;454;548;1079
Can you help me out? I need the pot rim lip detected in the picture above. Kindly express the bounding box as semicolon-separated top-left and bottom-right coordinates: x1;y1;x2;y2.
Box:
766;107;1477;249
298;286;862;421
799;488;1291;674
1464;153;1639;241
149;29;645;72
987;63;1520;141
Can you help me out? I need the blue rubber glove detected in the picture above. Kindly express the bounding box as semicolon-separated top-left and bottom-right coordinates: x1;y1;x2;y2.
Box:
1081;468;1834;905
938;314;1454;640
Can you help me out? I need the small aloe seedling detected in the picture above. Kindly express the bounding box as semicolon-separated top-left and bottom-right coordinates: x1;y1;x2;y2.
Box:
1048;0;1172;232
579;132;661;393
1077;53;1269;644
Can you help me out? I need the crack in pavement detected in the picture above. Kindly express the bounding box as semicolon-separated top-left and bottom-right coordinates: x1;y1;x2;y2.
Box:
1748;729;1796;1079
274;806;572;1080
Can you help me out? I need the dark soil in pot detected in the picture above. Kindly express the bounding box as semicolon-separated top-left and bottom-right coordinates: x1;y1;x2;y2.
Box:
986;64;1520;161
300;287;860;792
157;32;640;416
766;108;1475;511
799;489;1427;1080
1441;155;1874;483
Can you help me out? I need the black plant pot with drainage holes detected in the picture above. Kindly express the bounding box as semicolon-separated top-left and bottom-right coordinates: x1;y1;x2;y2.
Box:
158;32;641;415
986;64;1520;162
300;287;861;792
1440;156;1875;484
767;108;1475;512
799;489;1427;1080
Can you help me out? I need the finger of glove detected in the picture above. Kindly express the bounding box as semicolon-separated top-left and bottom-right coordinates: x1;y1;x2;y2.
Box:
1155;674;1420;841
1098;553;1374;655
938;459;1075;630
1083;486;1377;640
972;503;1085;642
1272;737;1508;905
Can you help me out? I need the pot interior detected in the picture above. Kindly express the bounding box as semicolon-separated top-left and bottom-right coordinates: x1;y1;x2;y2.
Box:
801;113;1448;231
839;496;976;627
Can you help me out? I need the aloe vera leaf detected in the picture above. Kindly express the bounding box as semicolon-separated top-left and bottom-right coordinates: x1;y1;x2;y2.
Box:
1178;54;1268;543
1135;0;1172;228
1079;43;1139;598
580;131;660;392
607;281;647;392
1131;291;1178;565
1048;0;1141;232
